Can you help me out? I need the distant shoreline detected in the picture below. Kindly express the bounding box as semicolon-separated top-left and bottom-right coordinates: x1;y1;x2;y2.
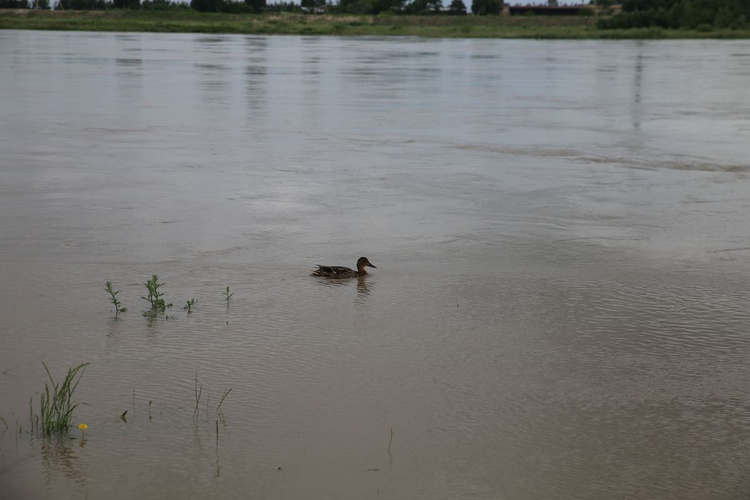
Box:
2;10;750;38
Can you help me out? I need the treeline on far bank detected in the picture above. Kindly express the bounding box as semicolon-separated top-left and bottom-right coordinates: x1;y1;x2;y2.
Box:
0;0;490;16
597;0;750;30
1;0;749;31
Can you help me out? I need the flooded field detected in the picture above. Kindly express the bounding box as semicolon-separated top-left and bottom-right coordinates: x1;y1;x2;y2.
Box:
1;31;750;499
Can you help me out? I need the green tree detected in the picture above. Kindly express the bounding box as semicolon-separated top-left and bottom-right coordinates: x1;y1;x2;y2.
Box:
57;0;108;9
265;1;298;11
191;0;224;12
447;0;466;14
141;0;181;10
405;0;441;14
114;0;140;8
338;0;403;14
0;0;29;7
243;0;264;11
601;0;750;29
301;0;324;12
471;0;501;15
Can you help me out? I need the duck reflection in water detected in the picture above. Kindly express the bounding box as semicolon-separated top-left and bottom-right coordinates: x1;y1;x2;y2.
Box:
312;273;372;295
356;276;370;297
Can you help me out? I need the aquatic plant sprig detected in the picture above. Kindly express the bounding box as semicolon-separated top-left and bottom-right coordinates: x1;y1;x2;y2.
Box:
194;371;203;417
193;372;232;420
104;281;127;317
183;298;196;313
224;286;233;307
35;362;89;436
142;274;172;316
217;388;232;414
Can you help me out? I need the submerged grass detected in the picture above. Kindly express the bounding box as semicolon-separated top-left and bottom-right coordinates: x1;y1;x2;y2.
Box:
35;362;89;436
194;371;203;417
217;388;232;413
2;10;749;38
194;372;232;420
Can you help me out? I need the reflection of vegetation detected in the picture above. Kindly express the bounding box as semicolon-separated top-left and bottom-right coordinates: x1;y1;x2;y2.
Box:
35;362;88;436
0;416;8;441
41;436;86;484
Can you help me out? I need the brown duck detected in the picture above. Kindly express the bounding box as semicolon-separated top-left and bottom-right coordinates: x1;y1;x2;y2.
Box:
312;257;376;278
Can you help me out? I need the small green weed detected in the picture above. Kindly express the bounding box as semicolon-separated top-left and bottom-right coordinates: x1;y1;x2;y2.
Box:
104;281;127;317
183;298;196;313
224;286;233;306
142;274;172;316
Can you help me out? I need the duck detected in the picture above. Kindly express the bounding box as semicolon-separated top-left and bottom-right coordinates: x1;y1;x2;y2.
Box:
312;257;376;279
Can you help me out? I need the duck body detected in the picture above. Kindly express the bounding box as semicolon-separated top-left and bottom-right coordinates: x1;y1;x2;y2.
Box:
312;257;376;279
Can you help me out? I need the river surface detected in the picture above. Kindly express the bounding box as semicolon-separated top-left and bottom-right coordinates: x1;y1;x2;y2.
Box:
1;30;750;499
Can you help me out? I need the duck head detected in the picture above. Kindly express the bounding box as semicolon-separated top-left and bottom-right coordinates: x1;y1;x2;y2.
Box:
356;257;376;272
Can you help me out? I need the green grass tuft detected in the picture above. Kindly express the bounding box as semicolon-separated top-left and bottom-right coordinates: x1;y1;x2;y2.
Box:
36;362;89;436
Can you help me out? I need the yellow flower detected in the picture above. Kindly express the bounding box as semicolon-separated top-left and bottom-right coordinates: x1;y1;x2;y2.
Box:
78;423;88;430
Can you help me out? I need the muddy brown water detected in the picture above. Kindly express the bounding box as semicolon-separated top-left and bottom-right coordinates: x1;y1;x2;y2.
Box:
1;31;750;499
